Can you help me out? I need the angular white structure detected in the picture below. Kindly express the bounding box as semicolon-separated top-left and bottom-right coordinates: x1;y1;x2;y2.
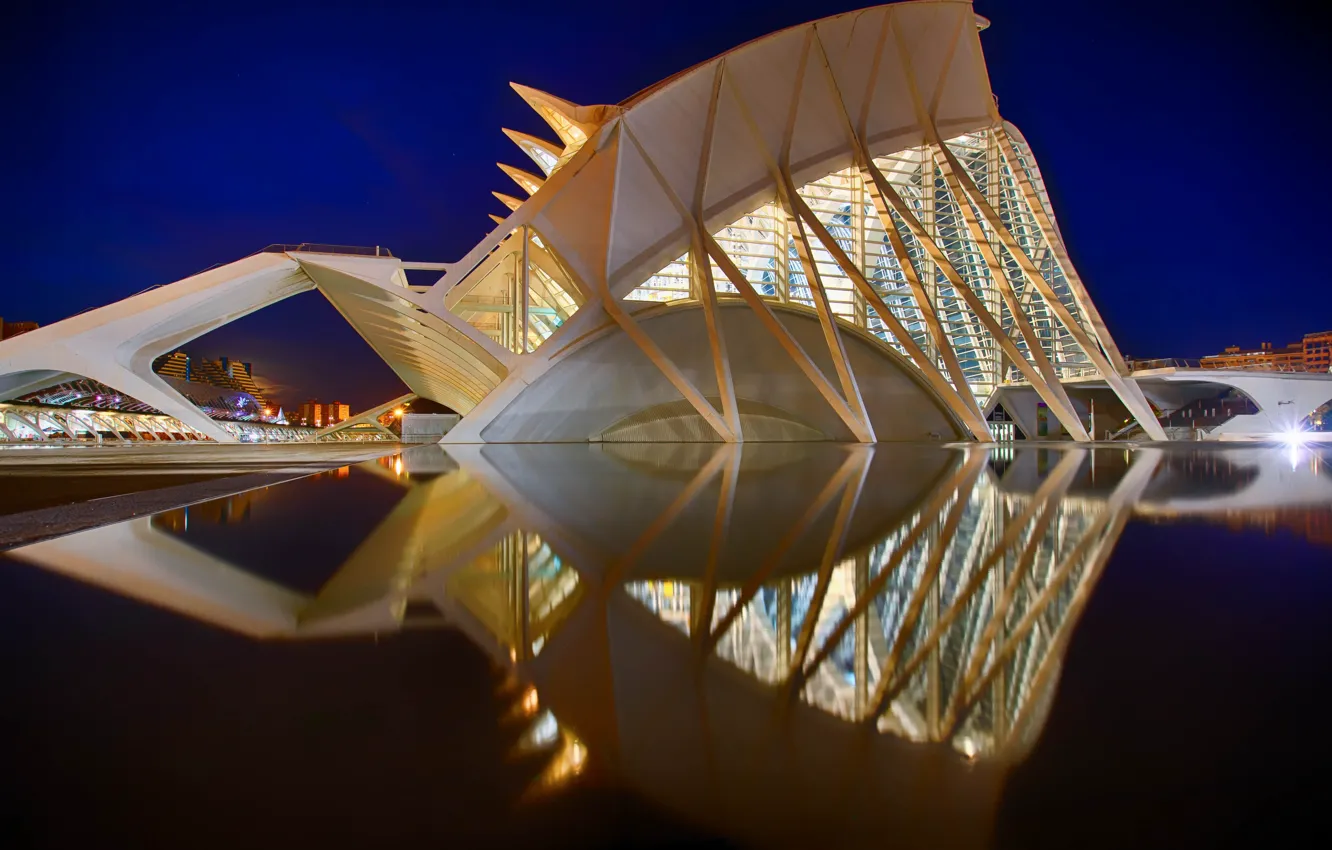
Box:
0;248;511;443
430;0;1169;443
6;1;1237;443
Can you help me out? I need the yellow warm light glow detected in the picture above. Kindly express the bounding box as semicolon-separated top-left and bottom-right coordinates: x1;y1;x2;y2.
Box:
394;408;405;418
393;458;403;476
522;687;540;715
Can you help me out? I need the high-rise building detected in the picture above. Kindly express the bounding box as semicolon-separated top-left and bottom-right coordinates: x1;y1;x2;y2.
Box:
219;357;265;401
152;350;191;381
1201;331;1332;373
299;400;323;428
327;401;350;425
190;357;268;407
0;318;39;341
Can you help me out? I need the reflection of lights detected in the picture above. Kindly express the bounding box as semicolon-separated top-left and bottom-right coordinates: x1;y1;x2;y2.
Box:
1279;428;1309;447
525;710;558;747
958;737;979;760
393;458;403;476
521;686;540;716
1287;444;1302;472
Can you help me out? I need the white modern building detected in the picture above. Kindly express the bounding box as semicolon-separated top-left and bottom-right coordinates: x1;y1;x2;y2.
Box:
3;1;1328;443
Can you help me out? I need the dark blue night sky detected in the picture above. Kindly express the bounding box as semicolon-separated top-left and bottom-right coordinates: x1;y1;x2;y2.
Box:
4;0;1329;409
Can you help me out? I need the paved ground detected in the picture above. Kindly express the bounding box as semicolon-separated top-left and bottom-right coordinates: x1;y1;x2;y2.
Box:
0;442;404;547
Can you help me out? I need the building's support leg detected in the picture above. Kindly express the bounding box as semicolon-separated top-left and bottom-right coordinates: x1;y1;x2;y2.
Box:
43;411;79;441
10;411;48;441
69;412;103;444
90;414;126;442
597;290;737;442
692;231;743;439
0;417;16;441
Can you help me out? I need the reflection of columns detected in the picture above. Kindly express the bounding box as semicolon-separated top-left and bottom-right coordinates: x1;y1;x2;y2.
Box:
776;582;791;673
854;551;869;718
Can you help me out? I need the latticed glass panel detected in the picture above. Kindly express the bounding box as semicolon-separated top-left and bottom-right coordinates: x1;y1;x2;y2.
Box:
625;252;690;302
621;129;1115;404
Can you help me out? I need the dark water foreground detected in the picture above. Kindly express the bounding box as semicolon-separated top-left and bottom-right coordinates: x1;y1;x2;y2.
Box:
2;442;1330;849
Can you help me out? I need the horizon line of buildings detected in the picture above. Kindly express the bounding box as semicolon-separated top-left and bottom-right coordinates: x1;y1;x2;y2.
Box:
1198;330;1332;374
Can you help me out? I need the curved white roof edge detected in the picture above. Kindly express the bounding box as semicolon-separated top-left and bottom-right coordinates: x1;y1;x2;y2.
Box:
441;0;997;301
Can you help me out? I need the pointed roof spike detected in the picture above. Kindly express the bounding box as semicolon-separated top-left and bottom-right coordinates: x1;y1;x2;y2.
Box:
488;213;508;225
509;82;598;148
492;191;523;211
502;128;564;176
497;162;545;196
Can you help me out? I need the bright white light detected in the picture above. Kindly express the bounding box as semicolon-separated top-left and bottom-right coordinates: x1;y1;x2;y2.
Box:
1278;429;1309;446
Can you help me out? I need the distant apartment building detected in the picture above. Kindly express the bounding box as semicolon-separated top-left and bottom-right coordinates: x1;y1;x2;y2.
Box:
0;318;39;341
1201;330;1332;373
296;400;350;428
152;350;191;381
298;400;323;428
152;350;269;408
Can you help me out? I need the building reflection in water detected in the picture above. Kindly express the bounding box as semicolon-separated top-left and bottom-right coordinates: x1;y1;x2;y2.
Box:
6;441;1331;847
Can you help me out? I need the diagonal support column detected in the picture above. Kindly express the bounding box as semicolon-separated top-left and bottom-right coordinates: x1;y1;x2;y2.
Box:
703;232;873;441
935;139;1168;441
689;63;743;440
781;184;876;442
857;167;990;435
866;20;1089;441
616;121;740;443
789;189;992;440
993;128;1130;375
866;166;1089;440
929;150;1091;441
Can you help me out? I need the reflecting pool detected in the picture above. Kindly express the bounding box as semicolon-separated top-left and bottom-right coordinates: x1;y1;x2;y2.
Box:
3;443;1331;848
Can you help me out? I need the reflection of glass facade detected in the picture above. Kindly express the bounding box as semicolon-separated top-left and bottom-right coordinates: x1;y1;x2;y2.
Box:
627;455;1120;760
446;530;583;660
626;129;1099;406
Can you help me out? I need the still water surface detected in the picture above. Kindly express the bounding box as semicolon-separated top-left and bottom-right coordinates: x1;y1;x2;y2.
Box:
3;443;1331;848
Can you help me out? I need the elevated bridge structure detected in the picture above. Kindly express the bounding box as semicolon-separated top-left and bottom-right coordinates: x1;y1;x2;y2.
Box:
990;367;1332;441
